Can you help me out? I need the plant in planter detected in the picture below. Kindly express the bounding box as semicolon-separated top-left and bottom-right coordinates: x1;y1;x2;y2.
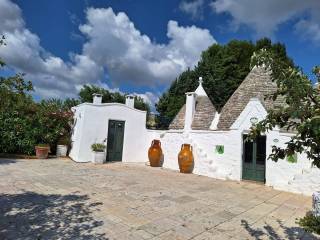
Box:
297;192;320;235
35;144;50;159
56;136;70;157
297;212;320;235
91;143;106;164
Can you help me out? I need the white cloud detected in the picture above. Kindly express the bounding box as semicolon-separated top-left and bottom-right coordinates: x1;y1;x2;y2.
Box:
179;0;205;20
295;18;320;44
0;0;216;103
211;0;320;41
80;7;216;87
0;0;104;98
0;0;24;31
135;91;159;107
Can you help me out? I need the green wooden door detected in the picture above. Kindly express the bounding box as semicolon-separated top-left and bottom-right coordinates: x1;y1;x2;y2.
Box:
106;120;125;162
242;135;266;182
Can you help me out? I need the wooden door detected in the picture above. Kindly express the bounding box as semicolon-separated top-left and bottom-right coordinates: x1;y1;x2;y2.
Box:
106;120;125;162
242;135;266;182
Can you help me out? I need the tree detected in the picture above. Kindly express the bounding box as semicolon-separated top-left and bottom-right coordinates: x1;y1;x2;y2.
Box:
250;49;320;167
156;38;294;128
78;84;150;112
0;36;75;154
0;36;37;154
79;84;115;103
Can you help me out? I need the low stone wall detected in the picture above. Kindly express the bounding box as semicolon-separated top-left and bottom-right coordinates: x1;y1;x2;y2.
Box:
265;131;320;196
159;130;242;181
156;129;320;196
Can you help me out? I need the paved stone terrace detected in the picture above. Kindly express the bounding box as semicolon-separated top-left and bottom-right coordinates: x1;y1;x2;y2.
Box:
0;158;318;240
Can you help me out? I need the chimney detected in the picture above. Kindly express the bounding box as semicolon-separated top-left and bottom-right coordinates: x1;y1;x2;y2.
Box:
92;93;102;104
125;95;135;108
184;92;197;131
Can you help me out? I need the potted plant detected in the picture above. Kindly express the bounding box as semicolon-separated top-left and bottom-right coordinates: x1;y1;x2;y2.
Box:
91;143;106;164
56;136;70;157
35;144;50;159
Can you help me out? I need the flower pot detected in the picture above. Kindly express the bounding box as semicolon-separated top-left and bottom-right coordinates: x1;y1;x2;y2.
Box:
92;151;106;164
35;146;50;159
313;191;320;217
178;144;194;173
148;140;163;167
57;145;68;157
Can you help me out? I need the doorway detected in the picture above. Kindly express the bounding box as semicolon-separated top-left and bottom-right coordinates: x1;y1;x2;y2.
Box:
242;134;266;183
106;120;125;162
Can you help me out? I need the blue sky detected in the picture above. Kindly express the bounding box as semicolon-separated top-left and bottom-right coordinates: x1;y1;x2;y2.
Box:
1;0;319;106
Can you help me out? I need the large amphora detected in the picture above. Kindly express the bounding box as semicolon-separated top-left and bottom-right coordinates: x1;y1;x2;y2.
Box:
178;144;194;173
148;140;162;167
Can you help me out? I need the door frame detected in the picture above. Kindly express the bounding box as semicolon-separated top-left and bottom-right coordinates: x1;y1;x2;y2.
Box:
106;119;125;162
241;132;266;183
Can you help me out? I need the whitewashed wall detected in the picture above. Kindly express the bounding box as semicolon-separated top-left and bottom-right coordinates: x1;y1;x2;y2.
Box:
70;99;320;196
158;98;320;196
160;130;242;181
159;129;320;196
69;103;160;163
265;130;320;195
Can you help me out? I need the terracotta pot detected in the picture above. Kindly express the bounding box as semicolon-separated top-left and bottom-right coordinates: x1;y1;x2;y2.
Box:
178;144;194;173
148;140;163;167
35;146;50;159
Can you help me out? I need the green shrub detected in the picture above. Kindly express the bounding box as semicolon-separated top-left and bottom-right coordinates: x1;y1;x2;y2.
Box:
91;143;106;152
0;38;76;155
297;212;320;234
0;81;75;155
57;136;70;145
36;144;50;148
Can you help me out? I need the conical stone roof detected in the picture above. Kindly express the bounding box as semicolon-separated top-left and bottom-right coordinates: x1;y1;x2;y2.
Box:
191;96;216;130
169;78;216;130
169;104;186;130
217;66;282;130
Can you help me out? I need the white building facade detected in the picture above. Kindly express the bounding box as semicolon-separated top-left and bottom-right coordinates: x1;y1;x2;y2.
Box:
70;67;320;196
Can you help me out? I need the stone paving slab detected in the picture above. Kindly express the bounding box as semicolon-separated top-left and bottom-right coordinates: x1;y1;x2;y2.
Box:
0;158;318;240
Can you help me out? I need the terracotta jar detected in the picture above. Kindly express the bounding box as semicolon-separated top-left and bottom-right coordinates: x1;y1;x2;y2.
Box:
178;144;194;173
148;140;162;167
35;145;50;159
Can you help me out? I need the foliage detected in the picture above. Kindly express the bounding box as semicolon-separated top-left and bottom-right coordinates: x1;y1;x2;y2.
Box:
33;99;74;146
249;49;320;167
0;36;37;154
0;35;75;155
79;84;150;112
156;38;294;128
0;92;74;154
91;143;106;152
57;135;71;145
297;212;320;234
36;144;50;148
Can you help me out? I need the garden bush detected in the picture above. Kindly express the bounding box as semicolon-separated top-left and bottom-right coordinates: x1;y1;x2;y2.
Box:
91;143;106;152
0;75;74;155
297;212;320;235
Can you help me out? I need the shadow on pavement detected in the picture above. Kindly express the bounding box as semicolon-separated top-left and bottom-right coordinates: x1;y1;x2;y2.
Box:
0;191;107;239
0;159;16;165
241;219;318;240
